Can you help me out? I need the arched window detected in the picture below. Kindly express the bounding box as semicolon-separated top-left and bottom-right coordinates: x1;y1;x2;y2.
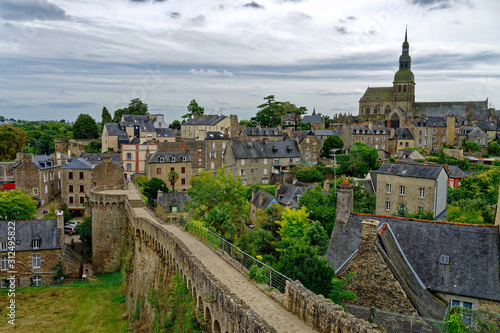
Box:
366;107;370;114
385;106;391;114
398;86;402;93
403;85;407;92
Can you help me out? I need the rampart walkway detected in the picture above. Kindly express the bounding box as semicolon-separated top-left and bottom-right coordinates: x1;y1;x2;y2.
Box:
102;184;314;333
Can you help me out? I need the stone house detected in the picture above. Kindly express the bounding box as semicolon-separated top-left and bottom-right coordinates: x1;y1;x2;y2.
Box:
275;183;314;208
54;138;95;157
205;132;228;172
326;182;500;319
181;115;238;141
458;127;488;147
476;120;500;143
301;109;324;130
61;158;94;216
340;123;390;151
249;189;279;223
156;192;191;222
225;141;272;185
239;125;283;141
0;213;80;288
447;165;468;188
268;141;302;179
145;151;192;192
14;154;62;206
372;162;448;218
159;140;206;176
101;122;129;153
388;128;415;153
121;143;158;181
313;129;339;146
284;129;321;163
90;155;125;189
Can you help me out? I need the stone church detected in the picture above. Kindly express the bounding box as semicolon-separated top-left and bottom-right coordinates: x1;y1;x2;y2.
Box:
358;29;488;128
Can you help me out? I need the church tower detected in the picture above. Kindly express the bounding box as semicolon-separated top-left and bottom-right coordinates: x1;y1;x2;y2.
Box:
393;28;415;113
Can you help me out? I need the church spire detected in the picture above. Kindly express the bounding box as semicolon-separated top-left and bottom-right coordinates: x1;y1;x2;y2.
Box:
402;26;409;55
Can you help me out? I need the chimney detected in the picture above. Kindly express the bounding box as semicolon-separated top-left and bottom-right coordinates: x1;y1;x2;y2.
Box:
259;192;264;206
251;188;256;202
286;127;291;137
359;219;380;253
275;181;280;199
145;147;151;163
335;181;354;226
323;180;330;192
61;158;67;166
368;121;373;131
55;210;65;248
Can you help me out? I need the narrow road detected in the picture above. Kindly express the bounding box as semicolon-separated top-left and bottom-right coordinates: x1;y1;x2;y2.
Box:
108;184;315;333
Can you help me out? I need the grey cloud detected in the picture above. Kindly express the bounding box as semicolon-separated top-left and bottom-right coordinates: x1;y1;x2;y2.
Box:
347;16;357;21
243;2;265;9
39;102;99;109
191;15;206;25
409;0;472;10
0;0;66;21
335;26;349;35
170;12;181;19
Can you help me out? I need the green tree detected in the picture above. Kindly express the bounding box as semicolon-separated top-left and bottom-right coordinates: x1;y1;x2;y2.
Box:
305;220;328;255
294;168;324;183
239;119;256;127
276;207;312;243
251;95;282;127
353;184;376;214
487;141;500;156
235;229;275;257
0;190;38;220
101;107;112;124
75;217;92;247
298;186;336;236
112;98;149;122
279;102;307;130
187;167;249;240
338;142;378;177
182;99;204;122
169;120;181;131
463;141;481;152
142;178;168;204
0;125;26;160
168;170;179;192
85;140;102;153
320;136;344;158
73;114;99;140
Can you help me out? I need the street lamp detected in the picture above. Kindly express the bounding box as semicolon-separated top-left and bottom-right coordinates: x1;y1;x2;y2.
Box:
329;148;340;197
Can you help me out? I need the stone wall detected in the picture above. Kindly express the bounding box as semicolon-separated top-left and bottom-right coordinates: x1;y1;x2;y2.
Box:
480;299;500;314
282;281;379;333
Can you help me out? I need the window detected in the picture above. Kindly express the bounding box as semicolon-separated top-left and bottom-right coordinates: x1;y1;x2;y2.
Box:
306;138;310;143
241;159;245;166
58;182;60;189
211;142;215;149
405;142;409;147
170;167;174;172
32;254;41;268
93;182;97;188
79;172;84;179
198;159;202;166
400;186;405;195
69;172;73;179
240;169;245;176
418;206;424;214
181;178;186;185
126;164;132;171
181;167;185;174
386;184;392;193
210;152;216;158
32;275;42;287
442;137;446;142
1;257;8;270
222;142;226;149
264;159;267;165
69;196;74;204
385;201;391;210
159;157;165;162
157;168;161;175
32;240;41;249
80;196;85;204
450;300;473;325
419;139;422;145
419;188;425;198
43;174;47;182
433;129;437;134
69;185;73;193
127;153;132;160
79;185;84;193
198;149;203;157
442;129;446;134
264;169;268;175
419;130;422;136
33;188;38;195
274;159;279;164
171;157;176;162
45;185;47;194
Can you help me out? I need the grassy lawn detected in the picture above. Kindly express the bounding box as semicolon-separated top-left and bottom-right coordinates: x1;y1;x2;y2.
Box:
0;272;129;333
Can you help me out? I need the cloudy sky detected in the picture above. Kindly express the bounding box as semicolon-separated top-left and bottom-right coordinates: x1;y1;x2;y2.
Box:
0;0;499;122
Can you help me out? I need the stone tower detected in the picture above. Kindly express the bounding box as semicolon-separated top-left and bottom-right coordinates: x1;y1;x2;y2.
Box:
393;27;416;113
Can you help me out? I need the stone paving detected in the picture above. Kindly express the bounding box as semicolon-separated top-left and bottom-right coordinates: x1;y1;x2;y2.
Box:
101;183;315;333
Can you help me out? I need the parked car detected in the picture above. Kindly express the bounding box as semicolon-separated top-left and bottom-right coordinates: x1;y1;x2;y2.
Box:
64;225;75;235
65;221;78;228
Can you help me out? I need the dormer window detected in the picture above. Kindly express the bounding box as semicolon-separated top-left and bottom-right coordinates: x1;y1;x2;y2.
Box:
32;239;41;249
159;157;165;162
171;157;176;162
183;157;187;162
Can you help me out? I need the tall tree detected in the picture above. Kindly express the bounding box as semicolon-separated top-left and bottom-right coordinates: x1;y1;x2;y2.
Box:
320;136;344;157
112;98;149;122
73;114;99;140
182;99;205;122
251;95;282;127
279;102;307;130
101;107;112;124
168;170;179;192
169;120;181;131
0;125;26;160
0;190;38;220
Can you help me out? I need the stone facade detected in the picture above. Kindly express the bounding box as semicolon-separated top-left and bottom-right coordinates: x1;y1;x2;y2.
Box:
181;115;232;141
145;151;192;192
0;161;16;182
61;167;91;215
338;220;419;316
205;132;228;173
54;138;94;157
159;140;206;176
91;156;125;189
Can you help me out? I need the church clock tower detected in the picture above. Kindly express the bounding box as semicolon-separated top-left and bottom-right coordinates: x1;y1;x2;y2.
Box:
393;28;415;113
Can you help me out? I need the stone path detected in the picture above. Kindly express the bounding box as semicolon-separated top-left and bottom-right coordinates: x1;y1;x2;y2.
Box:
102;184;315;333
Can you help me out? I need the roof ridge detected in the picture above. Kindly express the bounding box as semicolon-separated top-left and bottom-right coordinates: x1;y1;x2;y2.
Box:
351;212;498;228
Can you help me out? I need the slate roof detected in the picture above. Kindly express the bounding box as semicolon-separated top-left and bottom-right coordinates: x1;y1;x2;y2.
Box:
359;87;393;101
148;151;191;163
250;189;277;209
377;162;445;180
390;128;414;140
61;157;94;170
267;141;301;158
231;141;271;159
105;123;129;139
286;130;315;143
476;121;500;132
0;220;60;252
276;183;314;208
122;114;155;132
206;131;228;140
447;165;467;179
157;192;191;213
302;109;323;124
314;130;339;136
426;116;446;127
351;125;390;135
183;115;227;126
328;214;500;302
244;127;282;136
81;153;121;164
15;155;61;170
155;128;175;137
412;100;488;117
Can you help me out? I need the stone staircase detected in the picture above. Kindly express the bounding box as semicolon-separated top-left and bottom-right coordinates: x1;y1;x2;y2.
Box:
62;243;82;268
